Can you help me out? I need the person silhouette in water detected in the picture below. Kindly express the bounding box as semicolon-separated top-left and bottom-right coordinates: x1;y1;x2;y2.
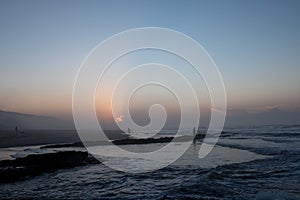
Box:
193;127;196;144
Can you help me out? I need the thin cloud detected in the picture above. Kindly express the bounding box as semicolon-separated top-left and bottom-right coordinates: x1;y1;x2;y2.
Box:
115;115;124;123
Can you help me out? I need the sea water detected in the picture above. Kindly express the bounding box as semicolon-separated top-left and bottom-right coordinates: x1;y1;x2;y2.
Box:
0;125;299;199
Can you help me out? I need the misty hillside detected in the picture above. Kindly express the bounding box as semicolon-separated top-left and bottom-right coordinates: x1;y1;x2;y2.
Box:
0;110;71;130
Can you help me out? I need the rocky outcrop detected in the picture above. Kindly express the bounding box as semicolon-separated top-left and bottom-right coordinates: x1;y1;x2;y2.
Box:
0;151;99;182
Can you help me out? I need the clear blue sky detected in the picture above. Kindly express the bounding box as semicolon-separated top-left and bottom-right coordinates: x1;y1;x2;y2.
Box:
0;0;299;120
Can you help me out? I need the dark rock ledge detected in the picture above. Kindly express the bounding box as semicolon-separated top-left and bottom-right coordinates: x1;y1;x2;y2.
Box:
0;151;100;183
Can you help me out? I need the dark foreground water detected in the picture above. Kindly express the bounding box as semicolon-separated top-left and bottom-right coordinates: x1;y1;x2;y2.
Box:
0;125;299;199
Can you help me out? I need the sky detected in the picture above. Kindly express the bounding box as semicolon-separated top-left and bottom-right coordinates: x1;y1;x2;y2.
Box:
0;0;300;127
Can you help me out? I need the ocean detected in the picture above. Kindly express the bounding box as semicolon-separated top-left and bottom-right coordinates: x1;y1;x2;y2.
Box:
0;125;299;199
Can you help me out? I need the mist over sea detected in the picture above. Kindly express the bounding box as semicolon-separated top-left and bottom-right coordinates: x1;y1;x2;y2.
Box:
0;125;299;199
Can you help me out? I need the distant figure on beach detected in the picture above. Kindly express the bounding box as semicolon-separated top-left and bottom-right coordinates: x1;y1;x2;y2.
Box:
15;126;24;134
128;128;131;134
193;127;196;144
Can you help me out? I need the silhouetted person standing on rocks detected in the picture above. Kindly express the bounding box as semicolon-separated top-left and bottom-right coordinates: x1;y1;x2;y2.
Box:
15;126;18;134
193;127;196;144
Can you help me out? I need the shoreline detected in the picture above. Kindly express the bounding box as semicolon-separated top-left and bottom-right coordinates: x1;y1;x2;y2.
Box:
0;129;208;148
0;134;204;183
